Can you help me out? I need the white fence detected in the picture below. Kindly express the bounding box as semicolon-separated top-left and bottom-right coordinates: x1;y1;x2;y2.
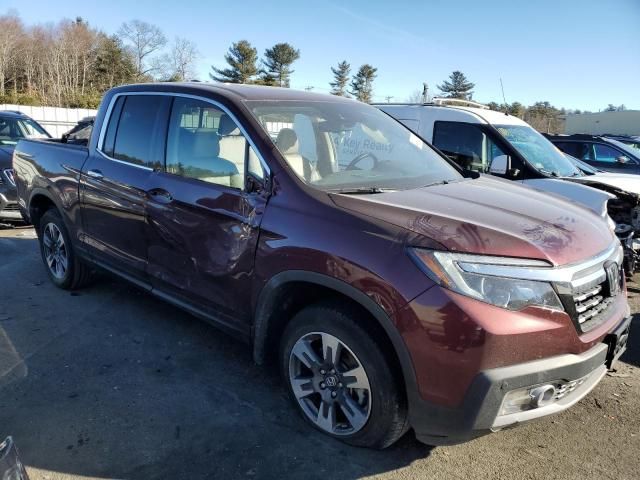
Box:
0;104;97;138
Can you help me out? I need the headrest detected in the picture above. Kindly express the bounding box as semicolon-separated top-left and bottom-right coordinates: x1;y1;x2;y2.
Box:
218;114;241;136
276;128;299;155
192;130;220;157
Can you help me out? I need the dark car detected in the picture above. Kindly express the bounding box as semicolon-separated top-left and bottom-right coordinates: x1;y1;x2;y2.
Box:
12;83;632;448
546;133;640;175
0;110;50;222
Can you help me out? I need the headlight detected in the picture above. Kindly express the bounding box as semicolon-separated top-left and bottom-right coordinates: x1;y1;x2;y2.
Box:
409;248;564;311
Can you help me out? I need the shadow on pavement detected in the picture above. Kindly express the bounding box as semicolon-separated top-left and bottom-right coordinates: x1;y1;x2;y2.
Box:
0;242;433;479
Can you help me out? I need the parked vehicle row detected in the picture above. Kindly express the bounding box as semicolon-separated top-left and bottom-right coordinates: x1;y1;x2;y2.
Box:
12;83;632;448
546;133;640;174
375;99;640;274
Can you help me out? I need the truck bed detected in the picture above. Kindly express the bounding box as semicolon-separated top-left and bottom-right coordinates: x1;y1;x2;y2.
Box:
13;138;89;223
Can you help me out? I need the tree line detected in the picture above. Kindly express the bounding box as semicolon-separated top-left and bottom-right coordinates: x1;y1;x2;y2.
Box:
0;12;198;107
0;12;626;123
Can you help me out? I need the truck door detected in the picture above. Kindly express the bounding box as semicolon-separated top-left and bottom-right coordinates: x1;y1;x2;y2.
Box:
144;96;268;328
80;94;171;282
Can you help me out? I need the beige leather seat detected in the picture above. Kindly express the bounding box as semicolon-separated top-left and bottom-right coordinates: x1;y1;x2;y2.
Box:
218;115;247;174
170;128;242;188
275;128;319;182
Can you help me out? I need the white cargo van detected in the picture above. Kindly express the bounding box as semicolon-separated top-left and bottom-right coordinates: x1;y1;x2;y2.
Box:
375;99;639;273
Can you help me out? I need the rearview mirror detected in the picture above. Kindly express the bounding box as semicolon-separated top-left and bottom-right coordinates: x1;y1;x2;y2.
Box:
489;155;509;175
616;155;630;164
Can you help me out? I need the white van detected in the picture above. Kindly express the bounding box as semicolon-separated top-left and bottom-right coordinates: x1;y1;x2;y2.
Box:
375;99;639;273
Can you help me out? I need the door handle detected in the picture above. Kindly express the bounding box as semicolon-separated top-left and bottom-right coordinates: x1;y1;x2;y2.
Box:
86;169;103;179
147;188;174;204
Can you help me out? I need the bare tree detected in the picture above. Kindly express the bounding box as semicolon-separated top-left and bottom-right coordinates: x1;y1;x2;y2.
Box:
118;20;166;78
169;37;198;81
0;12;23;96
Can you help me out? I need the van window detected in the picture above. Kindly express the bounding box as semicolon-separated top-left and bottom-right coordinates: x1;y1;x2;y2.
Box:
432;121;505;173
111;95;171;169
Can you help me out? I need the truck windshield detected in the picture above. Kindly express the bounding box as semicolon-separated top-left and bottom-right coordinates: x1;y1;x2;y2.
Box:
0;116;50;145
247;100;463;192
495;124;582;178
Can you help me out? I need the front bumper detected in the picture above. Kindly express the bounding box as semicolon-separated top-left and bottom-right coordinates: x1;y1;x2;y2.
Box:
0;192;22;221
410;315;632;445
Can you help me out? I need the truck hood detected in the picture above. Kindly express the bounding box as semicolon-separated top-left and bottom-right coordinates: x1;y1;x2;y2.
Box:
522;178;614;217
568;172;640;198
0;146;13;170
330;175;614;266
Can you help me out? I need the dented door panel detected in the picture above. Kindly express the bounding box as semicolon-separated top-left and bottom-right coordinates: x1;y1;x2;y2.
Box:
145;171;266;326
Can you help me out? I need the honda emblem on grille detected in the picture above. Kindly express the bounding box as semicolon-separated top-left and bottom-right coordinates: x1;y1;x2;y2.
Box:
604;261;620;296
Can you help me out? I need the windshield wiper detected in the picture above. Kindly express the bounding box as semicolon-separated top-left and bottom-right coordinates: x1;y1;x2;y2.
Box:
538;168;559;177
421;178;464;188
331;186;394;194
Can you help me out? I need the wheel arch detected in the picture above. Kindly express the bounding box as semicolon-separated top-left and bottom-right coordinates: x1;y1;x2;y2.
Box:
252;270;419;400
28;188;63;230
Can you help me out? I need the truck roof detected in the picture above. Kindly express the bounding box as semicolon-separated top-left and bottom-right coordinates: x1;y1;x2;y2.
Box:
113;82;356;104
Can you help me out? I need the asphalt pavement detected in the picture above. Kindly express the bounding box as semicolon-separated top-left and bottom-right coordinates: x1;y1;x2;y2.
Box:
0;225;638;480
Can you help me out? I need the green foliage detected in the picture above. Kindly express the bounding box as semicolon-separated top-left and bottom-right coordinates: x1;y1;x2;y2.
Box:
350;64;377;103
330;60;351;96
260;43;300;87
210;40;259;84
437;71;475;99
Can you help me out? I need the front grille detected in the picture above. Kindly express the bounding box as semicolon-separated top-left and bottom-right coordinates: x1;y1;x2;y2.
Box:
2;203;19;212
557;255;623;333
571;282;617;331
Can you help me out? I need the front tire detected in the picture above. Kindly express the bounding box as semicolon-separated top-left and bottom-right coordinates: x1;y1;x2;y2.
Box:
38;208;91;290
280;302;408;449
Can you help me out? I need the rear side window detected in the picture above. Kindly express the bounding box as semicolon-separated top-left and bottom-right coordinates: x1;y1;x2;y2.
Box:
105;95;171;169
102;97;125;157
554;141;584;159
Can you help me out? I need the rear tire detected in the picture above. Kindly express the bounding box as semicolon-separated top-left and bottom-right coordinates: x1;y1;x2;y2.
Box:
280;301;408;449
38;208;92;290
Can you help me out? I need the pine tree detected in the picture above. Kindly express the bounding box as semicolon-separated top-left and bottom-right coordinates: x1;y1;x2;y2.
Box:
210;40;258;84
437;71;475;99
330;60;350;96
260;43;300;87
350;64;377;103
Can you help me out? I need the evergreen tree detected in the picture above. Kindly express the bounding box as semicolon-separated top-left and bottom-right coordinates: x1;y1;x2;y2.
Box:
330;60;350;96
260;42;300;87
210;40;258;84
437;71;475;99
350;64;377;103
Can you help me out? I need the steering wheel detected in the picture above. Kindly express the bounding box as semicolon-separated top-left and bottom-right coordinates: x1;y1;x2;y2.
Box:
346;152;379;171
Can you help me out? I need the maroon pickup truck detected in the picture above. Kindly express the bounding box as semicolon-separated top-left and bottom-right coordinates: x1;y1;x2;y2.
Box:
12;83;632;448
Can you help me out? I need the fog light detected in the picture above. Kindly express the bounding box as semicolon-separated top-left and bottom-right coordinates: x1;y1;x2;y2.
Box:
529;385;556;408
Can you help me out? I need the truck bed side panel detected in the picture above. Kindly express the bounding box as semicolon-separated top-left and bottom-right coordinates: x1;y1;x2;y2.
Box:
13;139;89;242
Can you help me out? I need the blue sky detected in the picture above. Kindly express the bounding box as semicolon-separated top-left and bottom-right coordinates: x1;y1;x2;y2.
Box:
4;0;639;110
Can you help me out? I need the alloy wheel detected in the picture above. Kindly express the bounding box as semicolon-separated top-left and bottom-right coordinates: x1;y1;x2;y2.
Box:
288;331;372;436
42;222;68;279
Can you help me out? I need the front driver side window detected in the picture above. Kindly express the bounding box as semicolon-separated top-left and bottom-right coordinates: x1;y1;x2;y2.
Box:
166;98;263;189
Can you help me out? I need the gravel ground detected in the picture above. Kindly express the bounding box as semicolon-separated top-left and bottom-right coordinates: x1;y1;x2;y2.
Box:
0;225;638;480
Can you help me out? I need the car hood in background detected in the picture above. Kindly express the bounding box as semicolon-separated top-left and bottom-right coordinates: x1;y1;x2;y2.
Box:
523;178;614;217
569;172;640;197
0;146;14;170
331;175;614;267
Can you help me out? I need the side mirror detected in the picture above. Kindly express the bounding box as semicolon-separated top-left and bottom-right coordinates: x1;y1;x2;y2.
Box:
245;174;263;193
616;155;630;164
489;155;509;175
